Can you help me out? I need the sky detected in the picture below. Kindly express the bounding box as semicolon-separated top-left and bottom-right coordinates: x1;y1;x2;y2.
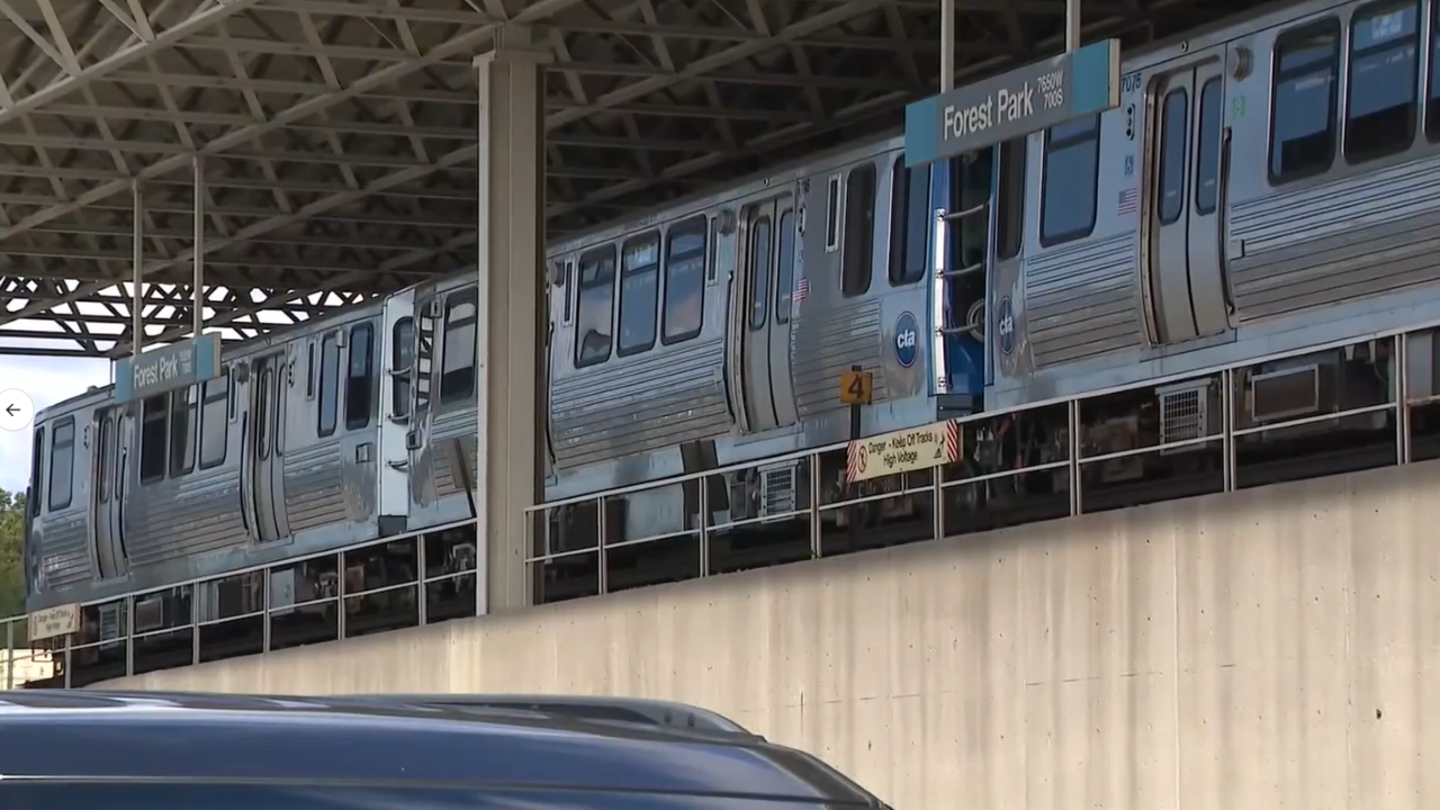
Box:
0;348;111;494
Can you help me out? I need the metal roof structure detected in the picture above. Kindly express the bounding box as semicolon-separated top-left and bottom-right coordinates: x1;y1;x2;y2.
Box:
0;0;1262;358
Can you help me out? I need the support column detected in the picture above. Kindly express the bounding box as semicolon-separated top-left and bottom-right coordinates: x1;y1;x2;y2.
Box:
192;155;205;338
132;180;144;359
474;27;551;614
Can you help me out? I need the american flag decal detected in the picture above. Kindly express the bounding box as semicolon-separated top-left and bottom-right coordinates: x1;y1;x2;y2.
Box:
794;277;809;302
1117;188;1138;215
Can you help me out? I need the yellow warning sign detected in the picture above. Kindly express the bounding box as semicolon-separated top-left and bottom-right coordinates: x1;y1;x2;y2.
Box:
845;420;961;484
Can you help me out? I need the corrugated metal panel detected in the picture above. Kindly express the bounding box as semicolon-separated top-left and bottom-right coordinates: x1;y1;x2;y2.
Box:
1230;159;1440;321
792;298;886;418
1024;232;1142;367
550;338;731;470
283;442;346;533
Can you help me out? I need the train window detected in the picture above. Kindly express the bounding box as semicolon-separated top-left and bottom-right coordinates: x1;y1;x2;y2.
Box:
996;137;1027;260
169;386;197;477
1429;0;1440;140
708;216;723;284
562;261;574;324
1347;1;1418;161
1040;114;1100;245
257;366;273;459
392;317;414;420
662;218;706;345
318;333;340;438
1158;87;1189;225
775;209;797;324
824;174;842;253
749;215;773;330
346;322;375;430
841;163;877;297
1195;78;1223;215
617;231;660;356
28;427;43;517
440;290;478;403
574;246;616;368
889;158;929;286
1268;21;1340;183
97;416;112;503
139;394;168;484
199;371;228;470
47;417;75;511
306;341;316;400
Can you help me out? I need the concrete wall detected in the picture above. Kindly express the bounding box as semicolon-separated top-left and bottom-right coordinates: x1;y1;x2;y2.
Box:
99;461;1440;810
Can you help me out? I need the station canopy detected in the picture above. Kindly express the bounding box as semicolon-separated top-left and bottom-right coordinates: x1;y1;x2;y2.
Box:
0;0;1259;357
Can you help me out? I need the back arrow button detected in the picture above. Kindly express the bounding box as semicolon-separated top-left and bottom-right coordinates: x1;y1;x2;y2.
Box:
0;389;35;432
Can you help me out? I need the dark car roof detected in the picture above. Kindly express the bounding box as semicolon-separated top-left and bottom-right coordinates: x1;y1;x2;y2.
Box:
0;690;880;805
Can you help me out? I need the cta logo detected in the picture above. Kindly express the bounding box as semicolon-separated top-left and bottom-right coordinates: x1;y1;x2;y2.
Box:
997;296;1015;356
894;311;919;368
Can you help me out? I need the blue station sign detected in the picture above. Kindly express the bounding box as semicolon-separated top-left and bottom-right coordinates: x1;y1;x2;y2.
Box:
114;333;222;404
904;38;1122;167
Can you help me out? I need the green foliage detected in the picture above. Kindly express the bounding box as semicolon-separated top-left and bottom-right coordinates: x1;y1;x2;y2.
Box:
0;488;26;625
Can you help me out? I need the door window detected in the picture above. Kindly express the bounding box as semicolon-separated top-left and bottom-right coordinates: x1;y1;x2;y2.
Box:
1195;78;1223;215
319;337;340;436
775;210;796;324
748;216;773;330
1157;88;1189;225
48;417;75;511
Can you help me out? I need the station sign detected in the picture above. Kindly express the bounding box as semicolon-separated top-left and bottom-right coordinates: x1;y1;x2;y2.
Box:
846;420;961;484
903;38;1122;167
27;602;79;642
114;333;222;404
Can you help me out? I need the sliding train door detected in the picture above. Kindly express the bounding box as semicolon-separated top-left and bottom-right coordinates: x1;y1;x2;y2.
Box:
379;288;415;528
91;407;129;579
736;194;798;433
248;351;290;542
1143;46;1231;344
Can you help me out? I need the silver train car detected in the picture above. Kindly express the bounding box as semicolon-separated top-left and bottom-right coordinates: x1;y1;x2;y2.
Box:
25;0;1440;616
991;0;1440;423
23;304;387;617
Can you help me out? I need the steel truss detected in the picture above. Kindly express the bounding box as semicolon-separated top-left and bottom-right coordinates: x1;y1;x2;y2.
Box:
0;0;1261;357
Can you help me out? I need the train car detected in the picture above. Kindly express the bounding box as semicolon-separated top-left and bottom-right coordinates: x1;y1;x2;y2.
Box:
987;0;1433;456
25;304;388;616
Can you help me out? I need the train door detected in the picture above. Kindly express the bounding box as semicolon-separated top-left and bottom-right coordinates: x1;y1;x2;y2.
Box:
379;289;415;524
737;194;798;433
249;351;289;542
1143;47;1231;345
408;288;439;507
112;407;134;567
92;407;128;579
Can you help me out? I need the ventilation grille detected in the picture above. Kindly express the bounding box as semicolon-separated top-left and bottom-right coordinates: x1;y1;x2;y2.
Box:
1158;382;1209;455
759;464;797;518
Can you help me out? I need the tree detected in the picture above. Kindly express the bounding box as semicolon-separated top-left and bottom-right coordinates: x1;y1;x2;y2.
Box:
0;488;26;623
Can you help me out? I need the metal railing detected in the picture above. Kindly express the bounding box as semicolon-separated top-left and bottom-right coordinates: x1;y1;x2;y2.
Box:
4;325;1437;689
521;326;1433;600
